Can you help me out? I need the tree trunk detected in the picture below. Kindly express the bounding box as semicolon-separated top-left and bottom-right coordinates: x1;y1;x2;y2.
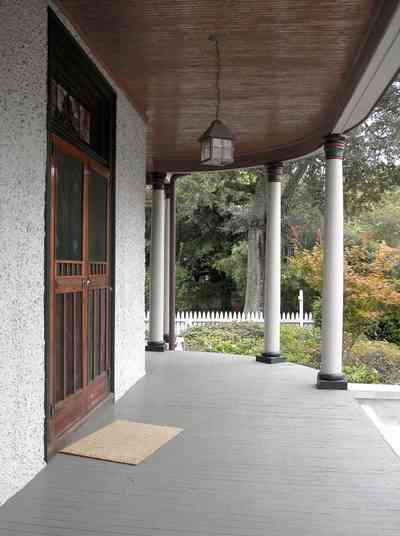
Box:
244;225;265;312
244;161;311;312
244;168;268;312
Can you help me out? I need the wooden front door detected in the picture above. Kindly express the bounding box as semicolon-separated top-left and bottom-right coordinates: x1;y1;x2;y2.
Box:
47;135;111;452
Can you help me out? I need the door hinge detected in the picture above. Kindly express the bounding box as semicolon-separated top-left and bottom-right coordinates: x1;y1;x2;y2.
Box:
48;404;55;417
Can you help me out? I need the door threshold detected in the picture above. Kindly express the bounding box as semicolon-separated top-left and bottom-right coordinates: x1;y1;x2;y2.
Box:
46;392;114;460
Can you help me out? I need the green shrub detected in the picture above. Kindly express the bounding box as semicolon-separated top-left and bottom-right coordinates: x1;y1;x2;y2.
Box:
347;339;400;384
183;323;400;384
183;322;264;355
367;313;400;347
343;363;380;384
280;324;320;368
184;322;322;365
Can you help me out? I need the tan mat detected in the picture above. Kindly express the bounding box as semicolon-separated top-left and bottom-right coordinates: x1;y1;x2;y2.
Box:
60;420;183;465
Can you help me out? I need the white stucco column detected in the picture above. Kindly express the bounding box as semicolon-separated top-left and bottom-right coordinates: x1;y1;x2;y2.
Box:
146;173;166;351
163;185;171;344
168;176;178;351
257;162;285;364
317;134;347;389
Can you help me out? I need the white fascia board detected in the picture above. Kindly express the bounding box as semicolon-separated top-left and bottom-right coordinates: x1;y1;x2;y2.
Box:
334;3;400;134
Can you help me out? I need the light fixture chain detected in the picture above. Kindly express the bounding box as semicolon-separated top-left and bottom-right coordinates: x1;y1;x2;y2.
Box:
215;36;221;120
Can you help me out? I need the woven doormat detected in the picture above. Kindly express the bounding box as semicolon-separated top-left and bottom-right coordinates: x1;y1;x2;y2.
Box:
61;420;183;465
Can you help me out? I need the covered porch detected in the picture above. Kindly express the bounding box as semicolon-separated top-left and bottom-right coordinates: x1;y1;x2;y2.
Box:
1;350;400;535
2;0;400;510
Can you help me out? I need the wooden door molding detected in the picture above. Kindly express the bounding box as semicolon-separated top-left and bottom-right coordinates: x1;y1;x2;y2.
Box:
46;134;112;453
46;11;116;459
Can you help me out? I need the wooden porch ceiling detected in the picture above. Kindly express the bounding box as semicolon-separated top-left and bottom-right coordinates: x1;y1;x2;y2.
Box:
58;1;397;172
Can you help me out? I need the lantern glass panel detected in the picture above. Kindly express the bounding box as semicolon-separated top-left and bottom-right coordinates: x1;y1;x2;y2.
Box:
201;138;211;163
222;139;233;164
211;138;223;165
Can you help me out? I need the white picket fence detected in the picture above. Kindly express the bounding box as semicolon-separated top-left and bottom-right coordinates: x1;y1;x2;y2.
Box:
145;309;313;336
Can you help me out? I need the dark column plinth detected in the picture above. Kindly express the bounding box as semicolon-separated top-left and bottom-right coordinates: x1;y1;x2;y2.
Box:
316;372;348;390
256;352;286;364
146;341;166;352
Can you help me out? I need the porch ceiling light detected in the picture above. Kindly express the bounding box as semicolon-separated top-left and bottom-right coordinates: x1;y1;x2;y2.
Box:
199;34;234;167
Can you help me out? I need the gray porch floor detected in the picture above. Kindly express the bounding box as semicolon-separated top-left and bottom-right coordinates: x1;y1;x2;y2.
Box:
2;351;400;535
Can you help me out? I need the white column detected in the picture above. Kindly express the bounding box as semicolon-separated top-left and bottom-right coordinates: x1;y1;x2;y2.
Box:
299;289;304;327
169;177;177;351
317;134;347;389
163;188;171;343
257;162;285;364
147;173;166;351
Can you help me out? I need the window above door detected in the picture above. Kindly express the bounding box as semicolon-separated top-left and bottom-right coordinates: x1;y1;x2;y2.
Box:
48;9;116;167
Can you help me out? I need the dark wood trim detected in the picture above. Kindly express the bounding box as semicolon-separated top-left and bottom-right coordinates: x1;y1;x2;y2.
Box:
44;139;57;455
52;134;110;178
48;8;116;166
82;163;90;389
47;392;114;460
48;119;110;169
45;9;117;460
47;142;113;450
108;91;116;394
168;176;177;351
73;293;79;392
148;172;167;189
266;162;283;182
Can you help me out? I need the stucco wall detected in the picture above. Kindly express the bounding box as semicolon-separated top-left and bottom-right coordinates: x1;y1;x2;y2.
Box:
50;2;147;401
114;95;146;399
0;0;48;505
0;0;146;506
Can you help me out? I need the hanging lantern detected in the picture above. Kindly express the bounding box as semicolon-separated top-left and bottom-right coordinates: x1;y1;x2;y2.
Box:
199;34;235;166
199;119;234;166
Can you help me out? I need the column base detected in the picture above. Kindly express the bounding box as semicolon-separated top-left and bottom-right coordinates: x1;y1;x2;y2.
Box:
256;352;286;364
316;372;348;390
163;335;170;350
146;341;167;352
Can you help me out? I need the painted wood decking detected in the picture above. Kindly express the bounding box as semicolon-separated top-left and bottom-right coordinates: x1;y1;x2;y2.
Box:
1;351;400;535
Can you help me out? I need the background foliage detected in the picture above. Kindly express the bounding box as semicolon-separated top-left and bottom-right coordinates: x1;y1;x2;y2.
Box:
183;323;400;384
146;79;400;382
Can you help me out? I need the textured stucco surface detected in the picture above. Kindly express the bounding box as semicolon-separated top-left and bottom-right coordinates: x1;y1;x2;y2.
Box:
0;0;48;505
114;95;146;399
0;1;146;506
51;2;147;401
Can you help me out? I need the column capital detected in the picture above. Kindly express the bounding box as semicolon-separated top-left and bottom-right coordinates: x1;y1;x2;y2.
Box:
266;161;283;182
148;172;167;190
172;173;188;181
324;133;346;160
165;182;173;199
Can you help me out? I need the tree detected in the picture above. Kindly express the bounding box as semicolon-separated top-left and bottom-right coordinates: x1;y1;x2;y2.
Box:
175;171;254;309
346;188;400;249
169;78;400;312
285;239;400;350
243;168;267;312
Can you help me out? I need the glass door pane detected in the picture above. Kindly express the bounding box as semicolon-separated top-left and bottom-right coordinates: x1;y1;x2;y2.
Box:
88;170;107;262
56;151;83;261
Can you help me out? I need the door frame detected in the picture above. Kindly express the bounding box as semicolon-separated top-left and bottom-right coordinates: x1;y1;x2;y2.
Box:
45;9;116;459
